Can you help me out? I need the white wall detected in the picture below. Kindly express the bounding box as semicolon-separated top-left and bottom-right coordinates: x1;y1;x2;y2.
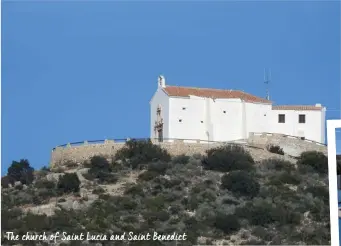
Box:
245;103;272;138
269;109;324;143
321;108;326;144
168;97;244;142
169;96;207;141
211;99;243;142
150;88;170;139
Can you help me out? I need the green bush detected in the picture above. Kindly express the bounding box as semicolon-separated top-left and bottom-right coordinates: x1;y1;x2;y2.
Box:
15;184;23;190
138;171;160;181
267;171;301;186
214;213;240;234
235;202;275;226
169;204;182;215
23;212;52;231
35;179;56;189
115;139;171;169
240;239;266;245
36;188;56;201
4;191;35;207
7;159;34;185
1;176;11;188
92;187;105;194
297;151;328;174
252;226;274;241
162;178;182;189
261;158;295;173
115;196;138;211
147;161;169;175
144;210;170;223
85;156;118;184
172;154;190;164
98;194;110;200
145;196;166;211
305;185;329;205
222;198;239;205
1;208;23;231
266;144;284;155
290;226;330;245
271;206;301;225
57;173;80;193
124;184;145;197
89;156;110;170
221;171;260;198
235;201;301;226
202;145;255;172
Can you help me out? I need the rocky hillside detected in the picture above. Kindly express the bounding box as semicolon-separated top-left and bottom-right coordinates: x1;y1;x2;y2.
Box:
1;140;331;245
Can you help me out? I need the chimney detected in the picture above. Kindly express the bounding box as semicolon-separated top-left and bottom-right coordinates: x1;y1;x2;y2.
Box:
158;75;166;88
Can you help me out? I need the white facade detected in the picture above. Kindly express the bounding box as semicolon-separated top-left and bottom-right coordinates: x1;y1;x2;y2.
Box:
150;76;326;144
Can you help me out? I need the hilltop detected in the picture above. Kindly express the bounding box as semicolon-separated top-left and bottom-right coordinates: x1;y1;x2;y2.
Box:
1;140;332;245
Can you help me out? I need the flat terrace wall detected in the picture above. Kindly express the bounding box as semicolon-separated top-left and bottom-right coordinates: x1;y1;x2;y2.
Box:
247;132;327;157
50;133;327;168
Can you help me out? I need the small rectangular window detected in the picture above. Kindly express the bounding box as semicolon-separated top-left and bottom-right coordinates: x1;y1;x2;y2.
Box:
201;121;204;123
179;119;182;122
278;114;285;123
223;111;226;114
299;114;306;123
182;107;186;110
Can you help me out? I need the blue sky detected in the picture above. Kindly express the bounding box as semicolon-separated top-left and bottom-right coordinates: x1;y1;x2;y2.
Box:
2;1;340;174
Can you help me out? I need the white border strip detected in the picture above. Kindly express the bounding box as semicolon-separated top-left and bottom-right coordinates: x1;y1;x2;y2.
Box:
327;119;341;246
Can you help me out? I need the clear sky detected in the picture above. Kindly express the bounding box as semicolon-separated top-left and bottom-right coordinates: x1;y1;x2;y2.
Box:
2;1;340;174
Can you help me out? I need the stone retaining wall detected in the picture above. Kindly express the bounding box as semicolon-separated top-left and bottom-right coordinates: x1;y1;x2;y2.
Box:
50;140;224;168
50;133;327;168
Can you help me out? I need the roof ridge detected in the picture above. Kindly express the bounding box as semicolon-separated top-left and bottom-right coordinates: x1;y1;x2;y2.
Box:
166;85;236;92
273;104;321;107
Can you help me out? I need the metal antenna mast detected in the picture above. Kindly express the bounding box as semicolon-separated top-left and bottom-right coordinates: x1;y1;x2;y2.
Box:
264;68;271;100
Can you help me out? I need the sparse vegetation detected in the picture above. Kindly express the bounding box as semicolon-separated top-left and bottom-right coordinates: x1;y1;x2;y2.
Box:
202;145;255;172
266;144;284;155
1;141;331;245
1;176;11;188
57;173;80;194
221;171;260;198
85;156;118;184
92;186;105;194
7;159;34;185
214;213;241;234
172;154;190;164
298;151;328;174
34;179;56;189
114;139;171;169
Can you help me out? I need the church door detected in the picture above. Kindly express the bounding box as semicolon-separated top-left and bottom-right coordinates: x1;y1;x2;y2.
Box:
158;128;163;142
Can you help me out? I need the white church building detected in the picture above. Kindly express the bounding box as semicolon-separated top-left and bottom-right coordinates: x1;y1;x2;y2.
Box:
150;75;326;144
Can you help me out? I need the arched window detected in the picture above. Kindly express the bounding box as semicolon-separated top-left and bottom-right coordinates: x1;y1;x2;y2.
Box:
157;105;161;116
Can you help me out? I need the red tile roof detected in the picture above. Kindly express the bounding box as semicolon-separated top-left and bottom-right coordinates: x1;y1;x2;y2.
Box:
272;105;323;111
163;86;271;104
